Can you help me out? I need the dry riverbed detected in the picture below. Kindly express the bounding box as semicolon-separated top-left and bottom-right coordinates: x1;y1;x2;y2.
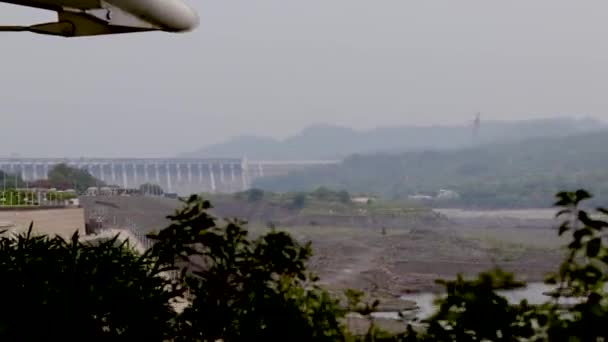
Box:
250;209;566;318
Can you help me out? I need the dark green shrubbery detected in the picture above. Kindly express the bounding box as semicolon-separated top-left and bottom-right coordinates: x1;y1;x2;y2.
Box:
150;196;345;342
0;227;177;341
0;195;344;341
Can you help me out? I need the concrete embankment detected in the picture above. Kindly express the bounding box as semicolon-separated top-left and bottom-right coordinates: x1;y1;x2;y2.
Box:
0;207;85;238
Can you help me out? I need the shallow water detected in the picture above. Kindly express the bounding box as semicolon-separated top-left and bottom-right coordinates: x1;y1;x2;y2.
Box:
435;208;558;220
399;282;584;320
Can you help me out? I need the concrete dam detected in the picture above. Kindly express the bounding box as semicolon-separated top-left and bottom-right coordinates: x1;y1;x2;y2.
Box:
0;158;339;195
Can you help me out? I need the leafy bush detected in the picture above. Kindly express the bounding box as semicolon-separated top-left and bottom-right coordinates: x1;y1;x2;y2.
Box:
0;195;345;341
150;196;345;341
0;227;178;340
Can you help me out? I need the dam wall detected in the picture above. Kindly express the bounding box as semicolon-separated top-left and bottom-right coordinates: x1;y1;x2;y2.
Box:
0;158;339;195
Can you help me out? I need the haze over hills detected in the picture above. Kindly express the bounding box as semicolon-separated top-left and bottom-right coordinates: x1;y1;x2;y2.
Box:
181;117;604;160
253;129;608;208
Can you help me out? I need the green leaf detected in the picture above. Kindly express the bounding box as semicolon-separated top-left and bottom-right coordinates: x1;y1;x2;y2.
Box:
574;189;592;205
568;239;582;250
582;264;603;284
586;238;602;258
555;191;574;207
536;314;548;327
573;228;592;243
558;222;570;236
544;275;557;285
578;211;608;231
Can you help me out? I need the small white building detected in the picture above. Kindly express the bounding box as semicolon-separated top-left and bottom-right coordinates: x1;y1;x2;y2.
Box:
437;189;460;200
408;194;433;200
86;187;99;196
352;196;376;204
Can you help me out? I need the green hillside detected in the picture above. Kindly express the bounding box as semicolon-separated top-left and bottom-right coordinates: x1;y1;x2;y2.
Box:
254;130;608;208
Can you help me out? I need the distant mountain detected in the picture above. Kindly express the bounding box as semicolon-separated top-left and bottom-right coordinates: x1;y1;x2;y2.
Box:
253;129;608;208
180;117;605;160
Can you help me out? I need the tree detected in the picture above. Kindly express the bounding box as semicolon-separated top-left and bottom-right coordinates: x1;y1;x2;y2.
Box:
0;170;24;190
0;226;179;341
312;186;333;200
291;192;308;209
149;195;345;341
338;190;351;204
139;183;164;196
0;195;346;341
246;188;265;202
47;163;104;192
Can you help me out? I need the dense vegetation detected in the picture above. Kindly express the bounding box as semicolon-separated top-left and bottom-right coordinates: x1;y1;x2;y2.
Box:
0;225;177;340
0;195;344;341
255;131;608;208
6;189;608;340
0;170;25;189
45;163;105;192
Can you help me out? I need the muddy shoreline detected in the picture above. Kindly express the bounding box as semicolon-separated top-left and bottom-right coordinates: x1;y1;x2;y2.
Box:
301;210;564;296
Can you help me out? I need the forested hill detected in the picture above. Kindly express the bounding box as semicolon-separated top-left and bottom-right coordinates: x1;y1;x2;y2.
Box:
182;117;604;160
253;130;608;208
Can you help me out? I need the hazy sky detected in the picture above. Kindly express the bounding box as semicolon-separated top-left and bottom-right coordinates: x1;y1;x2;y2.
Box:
1;0;607;157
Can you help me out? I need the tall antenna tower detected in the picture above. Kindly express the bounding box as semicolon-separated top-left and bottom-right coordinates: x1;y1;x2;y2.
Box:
472;112;481;139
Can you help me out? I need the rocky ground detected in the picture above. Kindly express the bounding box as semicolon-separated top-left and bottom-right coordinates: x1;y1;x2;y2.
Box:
81;196;566;295
287;210;566;335
263;211;564;296
79;195;568;334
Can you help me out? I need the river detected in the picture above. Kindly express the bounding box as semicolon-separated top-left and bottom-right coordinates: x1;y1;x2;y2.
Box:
434;208;559;220
370;208;585;321
371;282;583;320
